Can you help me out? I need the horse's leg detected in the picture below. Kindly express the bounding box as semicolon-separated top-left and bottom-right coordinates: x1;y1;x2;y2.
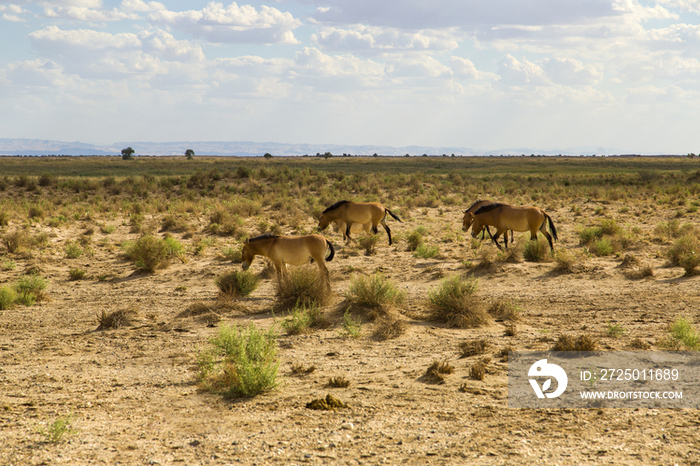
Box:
382;223;393;245
539;223;554;251
491;230;504;250
509;230;514;245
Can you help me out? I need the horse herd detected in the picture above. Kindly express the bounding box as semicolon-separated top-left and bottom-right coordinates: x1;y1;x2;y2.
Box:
241;200;559;287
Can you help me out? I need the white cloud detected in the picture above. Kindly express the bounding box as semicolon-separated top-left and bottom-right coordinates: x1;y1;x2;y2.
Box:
120;0;166;13
384;56;451;78
498;54;550;86
541;57;603;85
312;25;459;55
27;26;203;79
656;0;700;13
1;4;28;22
148;2;301;44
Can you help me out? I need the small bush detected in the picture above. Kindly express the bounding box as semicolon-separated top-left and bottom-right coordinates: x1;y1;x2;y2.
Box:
413;243;439;259
339;308;362;339
277;266;329;309
591;238;614;257
326;376;350;388
2;230;26;254
345;273;405;311
406;230;424;251
552;250;579;274
0;286;17;310
15;275;48;303
65;242;84;259
222;246;242;262
428;275;488;328
487;299;521;322
39;413;75;444
197;323;279;398
373;314;407;341
215;270;259;298
281;302;324;335
69;268;86;280
667;235;700;275
358;235;379;255
523;237;550;262
666;316;700;350
124;235;179;272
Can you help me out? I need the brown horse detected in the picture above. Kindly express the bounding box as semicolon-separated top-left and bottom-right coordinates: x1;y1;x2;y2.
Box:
241;234;335;285
462;199;514;245
468;203;558;251
318;201;402;245
333;220;372;242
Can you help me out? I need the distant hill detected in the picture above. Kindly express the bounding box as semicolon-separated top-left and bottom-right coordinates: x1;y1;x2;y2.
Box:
0;138;634;156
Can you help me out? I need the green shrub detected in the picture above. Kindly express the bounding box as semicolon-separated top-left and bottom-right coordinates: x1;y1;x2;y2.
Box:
523;237;550;261
667;316;700;350
197;323;279;398
123;234;181;272
281;302;324;335
358;235;379;255
339;308;362;339
65;242;84;259
0;286;17;310
413;243;439;259
215;270;259;298
222;246;242;262
406;230;424;251
667;235;700;275
15;275;47;304
591;237;614;256
428;275;489;328
69;268;86;280
345;273;405;310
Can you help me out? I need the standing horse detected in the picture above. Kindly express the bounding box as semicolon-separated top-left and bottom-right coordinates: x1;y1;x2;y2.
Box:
467;203;558;251
333;219;373;242
241;234;335;286
318;201;402;245
462;199;514;245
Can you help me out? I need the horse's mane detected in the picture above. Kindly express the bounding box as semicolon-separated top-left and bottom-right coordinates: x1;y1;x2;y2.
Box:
322;200;349;214
465;199;488;212
247;233;279;243
473;202;507;215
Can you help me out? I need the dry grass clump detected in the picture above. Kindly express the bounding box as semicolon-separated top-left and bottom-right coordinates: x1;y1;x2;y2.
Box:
552;334;598;352
215;270;259;298
428;275;489;328
290;363;316;375
96;305;139;330
578;219;634;257
373;314;408;341
629;338;651;350
2;230;27;254
487;299;521;322
306;394;349;410
123;234;185;272
666;235;700;276
277;266;330;309
497;242;522;263
458;339;490;358
470;358;490;381
424;360;454;384
325;376;350;388
552;249;583;274
358;235;379;255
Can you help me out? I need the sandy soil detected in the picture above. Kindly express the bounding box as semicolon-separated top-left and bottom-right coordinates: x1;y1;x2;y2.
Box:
2;199;700;465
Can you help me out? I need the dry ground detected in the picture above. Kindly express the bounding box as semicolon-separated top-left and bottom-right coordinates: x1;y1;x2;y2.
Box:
2;198;700;465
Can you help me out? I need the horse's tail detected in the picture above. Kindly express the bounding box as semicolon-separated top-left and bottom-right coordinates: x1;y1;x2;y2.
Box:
545;212;558;241
385;208;403;223
325;239;335;262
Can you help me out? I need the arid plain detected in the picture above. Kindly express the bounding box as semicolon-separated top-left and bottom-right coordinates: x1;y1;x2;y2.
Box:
1;156;700;465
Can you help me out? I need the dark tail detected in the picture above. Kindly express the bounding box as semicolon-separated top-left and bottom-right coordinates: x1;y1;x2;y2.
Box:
325;240;335;262
545;213;558;241
386;208;402;223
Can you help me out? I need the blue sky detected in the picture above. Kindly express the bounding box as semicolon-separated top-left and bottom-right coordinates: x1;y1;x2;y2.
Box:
1;0;699;153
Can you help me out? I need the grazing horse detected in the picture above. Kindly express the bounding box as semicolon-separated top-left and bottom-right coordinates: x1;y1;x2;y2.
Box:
318;201;402;245
462;199;514;245
241;234;335;286
468;203;558;251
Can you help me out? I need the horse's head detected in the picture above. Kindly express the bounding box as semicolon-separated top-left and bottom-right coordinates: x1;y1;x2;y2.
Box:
241;242;254;270
317;214;331;232
462;210;475;232
470;215;485;238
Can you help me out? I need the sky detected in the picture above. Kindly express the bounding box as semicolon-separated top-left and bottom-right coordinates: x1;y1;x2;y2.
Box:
1;0;699;154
